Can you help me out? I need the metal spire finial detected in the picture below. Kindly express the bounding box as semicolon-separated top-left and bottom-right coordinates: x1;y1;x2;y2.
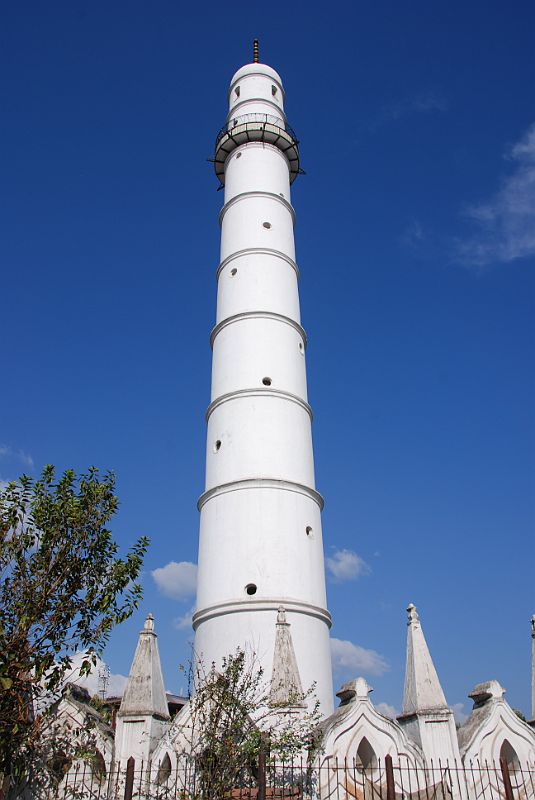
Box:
253;39;259;63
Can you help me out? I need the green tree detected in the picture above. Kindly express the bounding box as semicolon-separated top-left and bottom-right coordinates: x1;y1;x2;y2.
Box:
181;648;322;800
0;466;149;798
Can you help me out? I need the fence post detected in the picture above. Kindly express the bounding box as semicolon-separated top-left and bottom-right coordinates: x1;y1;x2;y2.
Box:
257;746;266;800
124;757;135;800
500;759;515;800
385;755;395;800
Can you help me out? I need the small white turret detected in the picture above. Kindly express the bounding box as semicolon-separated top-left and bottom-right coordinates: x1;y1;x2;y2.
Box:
531;614;535;721
269;606;305;708
402;603;447;714
114;614;169;770
398;604;463;776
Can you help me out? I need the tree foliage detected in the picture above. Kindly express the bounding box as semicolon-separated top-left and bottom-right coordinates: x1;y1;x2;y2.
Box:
182;648;322;799
0;466;149;797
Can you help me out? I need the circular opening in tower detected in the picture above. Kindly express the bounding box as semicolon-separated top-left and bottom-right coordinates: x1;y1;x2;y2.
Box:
230;268;238;276
236;151;242;159
298;341;304;354
306;526;313;536
262;377;272;386
214;440;222;453
262;222;272;229
245;583;257;596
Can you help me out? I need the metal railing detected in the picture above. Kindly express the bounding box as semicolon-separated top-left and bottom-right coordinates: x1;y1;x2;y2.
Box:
215;114;298;151
48;755;535;800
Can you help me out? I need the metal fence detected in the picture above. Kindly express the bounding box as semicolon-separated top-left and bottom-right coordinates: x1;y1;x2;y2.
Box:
50;755;535;800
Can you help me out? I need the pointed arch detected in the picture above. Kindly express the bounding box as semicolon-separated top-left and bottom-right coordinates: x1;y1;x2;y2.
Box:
500;739;520;770
92;750;106;783
157;753;172;785
356;737;378;772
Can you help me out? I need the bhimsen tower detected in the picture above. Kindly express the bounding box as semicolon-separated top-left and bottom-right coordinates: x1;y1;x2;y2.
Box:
193;45;334;715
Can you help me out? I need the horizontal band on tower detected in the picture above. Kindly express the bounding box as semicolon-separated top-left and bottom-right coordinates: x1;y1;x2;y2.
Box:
198;477;324;511
227;94;285;114
192;598;332;631
210;310;306;349
217;247;299;280
206;387;312;422
219;191;296;227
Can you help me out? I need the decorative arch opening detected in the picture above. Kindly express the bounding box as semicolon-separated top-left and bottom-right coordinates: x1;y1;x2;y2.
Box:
356;737;377;773
500;739;520;770
48;752;73;784
93;750;106;783
157;753;172;785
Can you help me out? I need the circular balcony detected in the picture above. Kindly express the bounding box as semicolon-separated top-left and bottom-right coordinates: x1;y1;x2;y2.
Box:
214;113;300;185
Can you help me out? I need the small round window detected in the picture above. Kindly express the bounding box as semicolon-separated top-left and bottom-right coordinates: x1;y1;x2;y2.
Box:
245;583;257;596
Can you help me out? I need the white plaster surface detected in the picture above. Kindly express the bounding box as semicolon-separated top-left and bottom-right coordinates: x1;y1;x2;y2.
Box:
216;251;301;323
210;318;307;399
402;604;448;714
194;59;332;717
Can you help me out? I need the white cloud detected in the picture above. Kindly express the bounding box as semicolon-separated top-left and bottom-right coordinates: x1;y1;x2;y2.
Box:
152;561;197;600
331;637;389;676
452;702;469;725
375;701;398;719
401;219;425;249
174;606;195;630
458;122;535;266
367;92;448;132
63;652;128;698
0;444;34;469
326;549;370;582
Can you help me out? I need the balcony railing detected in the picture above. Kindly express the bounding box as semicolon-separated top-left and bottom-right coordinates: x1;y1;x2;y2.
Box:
215;114;299;152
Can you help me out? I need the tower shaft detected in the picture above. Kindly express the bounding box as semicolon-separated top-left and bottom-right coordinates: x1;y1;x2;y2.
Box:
193;59;333;715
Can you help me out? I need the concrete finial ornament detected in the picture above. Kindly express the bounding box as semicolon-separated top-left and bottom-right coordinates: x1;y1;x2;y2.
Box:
407;603;419;623
144;613;155;632
277;606;288;625
531;614;535;635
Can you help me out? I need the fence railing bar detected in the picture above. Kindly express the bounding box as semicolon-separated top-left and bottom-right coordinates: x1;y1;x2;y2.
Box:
48;756;535;800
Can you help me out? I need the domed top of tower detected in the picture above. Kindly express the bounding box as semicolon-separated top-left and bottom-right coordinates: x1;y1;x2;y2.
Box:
227;43;285;117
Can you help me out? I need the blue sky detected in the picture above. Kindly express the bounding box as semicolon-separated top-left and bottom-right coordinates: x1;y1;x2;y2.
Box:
1;1;534;721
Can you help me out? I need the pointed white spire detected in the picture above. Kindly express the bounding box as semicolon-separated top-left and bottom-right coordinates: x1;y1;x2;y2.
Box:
269;607;305;707
531;614;535;720
118;613;169;719
402;603;448;714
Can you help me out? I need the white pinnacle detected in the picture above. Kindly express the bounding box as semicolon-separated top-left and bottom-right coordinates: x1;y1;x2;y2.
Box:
531;614;535;720
402;603;448;714
118;613;169;720
269;606;305;708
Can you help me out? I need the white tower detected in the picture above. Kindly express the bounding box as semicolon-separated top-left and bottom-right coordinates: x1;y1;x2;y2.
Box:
193;45;334;716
